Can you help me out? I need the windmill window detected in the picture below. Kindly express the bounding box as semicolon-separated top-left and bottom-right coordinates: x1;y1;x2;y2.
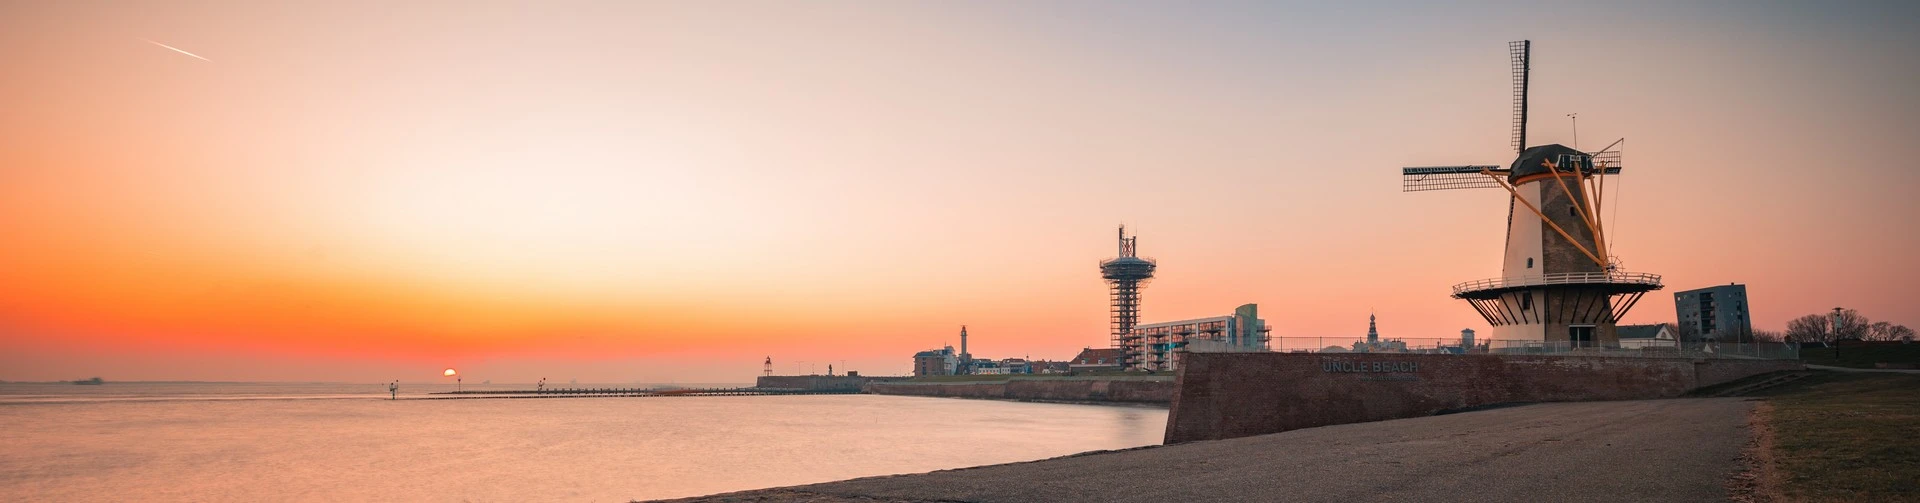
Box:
1520;295;1532;311
1527;258;1534;268
1569;206;1579;217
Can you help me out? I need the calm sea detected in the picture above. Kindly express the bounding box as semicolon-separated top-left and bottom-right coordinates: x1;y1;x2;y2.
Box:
0;382;1166;502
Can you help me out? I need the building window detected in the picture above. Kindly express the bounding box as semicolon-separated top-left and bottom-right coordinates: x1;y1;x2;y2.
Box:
1527;258;1534;269
1520;294;1532;311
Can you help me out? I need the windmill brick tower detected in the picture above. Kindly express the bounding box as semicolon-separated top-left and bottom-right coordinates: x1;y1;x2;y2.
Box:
1401;41;1661;348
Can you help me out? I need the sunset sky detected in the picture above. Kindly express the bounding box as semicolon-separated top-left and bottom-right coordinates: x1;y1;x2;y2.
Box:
3;1;1915;382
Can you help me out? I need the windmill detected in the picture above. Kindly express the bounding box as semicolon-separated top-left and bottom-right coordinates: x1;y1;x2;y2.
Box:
1400;40;1661;349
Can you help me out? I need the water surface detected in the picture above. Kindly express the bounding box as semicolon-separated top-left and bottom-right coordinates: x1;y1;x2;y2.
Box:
0;383;1166;502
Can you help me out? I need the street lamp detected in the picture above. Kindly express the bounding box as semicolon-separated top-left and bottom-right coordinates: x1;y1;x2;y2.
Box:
1831;307;1844;359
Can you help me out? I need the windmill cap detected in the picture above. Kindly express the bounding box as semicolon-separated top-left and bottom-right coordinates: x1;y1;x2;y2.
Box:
1508;144;1592;182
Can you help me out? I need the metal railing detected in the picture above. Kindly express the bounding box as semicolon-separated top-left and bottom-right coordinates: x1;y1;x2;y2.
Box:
1267;337;1798;360
1451;271;1662;296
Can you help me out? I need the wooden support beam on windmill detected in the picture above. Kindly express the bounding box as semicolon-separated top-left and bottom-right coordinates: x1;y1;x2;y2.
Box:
1480;167;1610;269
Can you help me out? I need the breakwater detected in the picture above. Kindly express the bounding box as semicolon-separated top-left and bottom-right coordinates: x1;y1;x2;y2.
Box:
1164;352;1803;443
428;387;857;399
756;375;911;391
866;376;1175;404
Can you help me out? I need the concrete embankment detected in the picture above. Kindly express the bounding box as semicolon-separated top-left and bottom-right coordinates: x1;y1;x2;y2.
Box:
865;376;1174;404
656;398;1756;503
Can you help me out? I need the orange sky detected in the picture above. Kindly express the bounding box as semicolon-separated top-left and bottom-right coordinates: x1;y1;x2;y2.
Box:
3;1;1916;382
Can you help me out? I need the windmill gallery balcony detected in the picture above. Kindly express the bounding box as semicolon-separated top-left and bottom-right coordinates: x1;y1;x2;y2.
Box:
1451;272;1663;299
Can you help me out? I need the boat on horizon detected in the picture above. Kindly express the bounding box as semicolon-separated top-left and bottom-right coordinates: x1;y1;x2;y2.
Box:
72;377;104;385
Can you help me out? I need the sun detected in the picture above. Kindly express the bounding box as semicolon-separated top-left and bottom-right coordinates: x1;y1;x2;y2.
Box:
443;368;457;377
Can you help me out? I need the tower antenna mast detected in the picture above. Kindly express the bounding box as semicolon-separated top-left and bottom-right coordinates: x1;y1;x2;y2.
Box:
1568;113;1579;150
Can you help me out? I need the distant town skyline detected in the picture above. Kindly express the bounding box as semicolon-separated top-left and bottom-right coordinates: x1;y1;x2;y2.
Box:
2;1;1915;382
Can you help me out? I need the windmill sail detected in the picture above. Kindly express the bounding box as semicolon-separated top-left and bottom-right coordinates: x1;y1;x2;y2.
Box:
1402;165;1507;192
1588;138;1624;170
1510;40;1530;153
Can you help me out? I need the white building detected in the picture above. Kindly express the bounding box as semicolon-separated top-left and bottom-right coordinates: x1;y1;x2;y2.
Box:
1124;303;1269;371
1616;324;1677;349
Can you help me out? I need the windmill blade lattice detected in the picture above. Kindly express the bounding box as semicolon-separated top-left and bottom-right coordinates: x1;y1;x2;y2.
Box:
1588;138;1624;171
1510;40;1530;153
1402;165;1509;192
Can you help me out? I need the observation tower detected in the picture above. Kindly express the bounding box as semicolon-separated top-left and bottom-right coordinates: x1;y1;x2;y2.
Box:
1100;225;1156;368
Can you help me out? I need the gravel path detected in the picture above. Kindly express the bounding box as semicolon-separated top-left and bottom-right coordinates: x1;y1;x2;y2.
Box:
659;398;1754;503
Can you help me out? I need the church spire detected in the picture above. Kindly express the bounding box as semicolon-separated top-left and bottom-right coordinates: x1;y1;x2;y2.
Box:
1367;311;1379;344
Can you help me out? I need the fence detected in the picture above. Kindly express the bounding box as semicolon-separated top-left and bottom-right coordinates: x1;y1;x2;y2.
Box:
1263;337;1799;360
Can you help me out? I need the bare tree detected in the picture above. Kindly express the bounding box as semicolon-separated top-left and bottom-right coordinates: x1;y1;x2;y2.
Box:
1865;321;1917;342
1786;314;1831;343
1785;309;1899;343
1867;321;1892;341
1751;329;1786;343
1833;309;1870;340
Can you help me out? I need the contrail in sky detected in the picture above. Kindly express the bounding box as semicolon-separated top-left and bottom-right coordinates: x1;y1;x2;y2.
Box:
144;39;211;61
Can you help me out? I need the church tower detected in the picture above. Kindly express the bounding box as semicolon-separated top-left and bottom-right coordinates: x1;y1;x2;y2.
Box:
959;325;970;363
1366;312;1379;344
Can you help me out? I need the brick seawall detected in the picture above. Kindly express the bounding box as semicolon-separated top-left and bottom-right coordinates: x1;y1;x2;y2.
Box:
1165;353;1801;444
